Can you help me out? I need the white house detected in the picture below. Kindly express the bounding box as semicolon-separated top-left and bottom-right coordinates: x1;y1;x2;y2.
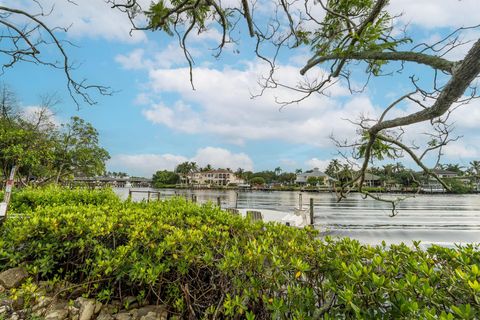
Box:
182;169;245;186
295;168;333;186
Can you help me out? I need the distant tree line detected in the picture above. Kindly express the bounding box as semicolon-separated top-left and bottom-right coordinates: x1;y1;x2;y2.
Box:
152;160;480;191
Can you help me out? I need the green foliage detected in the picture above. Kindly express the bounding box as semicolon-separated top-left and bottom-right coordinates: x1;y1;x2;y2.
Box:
359;133;396;160
4;186;120;213
445;178;474;194
0;94;109;184
152;170;179;187
249;176;266;186
0;190;479;318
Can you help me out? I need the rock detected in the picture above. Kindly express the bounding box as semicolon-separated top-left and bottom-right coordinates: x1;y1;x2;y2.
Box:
140;311;168;320
136;306;167;318
76;297;96;320
101;304;119;315
114;311;132;320
9;312;19;320
0;305;9;314
45;309;69;320
32;296;54;311
68;305;80;316
94;301;103;314
0;268;28;289
96;310;114;320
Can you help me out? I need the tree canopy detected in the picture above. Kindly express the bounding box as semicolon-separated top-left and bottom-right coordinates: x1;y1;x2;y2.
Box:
0;86;110;185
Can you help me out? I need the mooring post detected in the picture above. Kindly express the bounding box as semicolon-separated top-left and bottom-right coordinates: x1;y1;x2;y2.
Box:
128;189;132;200
217;197;221;208
309;198;314;225
235;191;238;209
147;191;151;202
1;165;16;220
157;192;161;201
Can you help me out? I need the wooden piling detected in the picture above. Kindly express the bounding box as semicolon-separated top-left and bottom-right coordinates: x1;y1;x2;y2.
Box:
157;192;161;201
217;197;221;208
309;198;314;225
147;191;151;202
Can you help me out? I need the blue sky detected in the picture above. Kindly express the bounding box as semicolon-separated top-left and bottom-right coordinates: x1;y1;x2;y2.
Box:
2;0;479;177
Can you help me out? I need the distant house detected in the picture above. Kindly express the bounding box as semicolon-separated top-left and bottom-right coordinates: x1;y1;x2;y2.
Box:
418;169;469;192
362;173;381;187
182;169;245;187
295;168;333;186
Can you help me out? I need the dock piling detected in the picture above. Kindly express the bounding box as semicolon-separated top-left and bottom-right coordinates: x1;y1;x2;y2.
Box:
309;198;314;225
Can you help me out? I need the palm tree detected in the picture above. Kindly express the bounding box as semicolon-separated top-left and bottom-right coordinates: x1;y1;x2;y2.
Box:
274;167;282;177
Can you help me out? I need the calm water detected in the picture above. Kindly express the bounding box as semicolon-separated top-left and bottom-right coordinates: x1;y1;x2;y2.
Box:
115;188;480;246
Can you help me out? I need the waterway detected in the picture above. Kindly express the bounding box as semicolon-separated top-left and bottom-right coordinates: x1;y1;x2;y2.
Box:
115;188;480;246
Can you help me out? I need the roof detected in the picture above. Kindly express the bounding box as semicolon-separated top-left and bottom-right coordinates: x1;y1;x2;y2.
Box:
297;168;328;178
363;173;380;181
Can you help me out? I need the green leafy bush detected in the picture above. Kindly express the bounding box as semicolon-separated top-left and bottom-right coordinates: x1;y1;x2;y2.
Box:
3;186;120;213
0;188;479;318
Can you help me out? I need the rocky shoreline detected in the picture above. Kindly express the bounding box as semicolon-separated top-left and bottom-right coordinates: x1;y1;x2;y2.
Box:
0;268;169;320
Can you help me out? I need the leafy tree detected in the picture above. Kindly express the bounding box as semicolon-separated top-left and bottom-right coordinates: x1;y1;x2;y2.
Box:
152;170;179;186
175;161;198;175
0;88;110;185
53;116;110;182
250;176;266;186
278;172;296;184
307;176;319;186
200;164;213;172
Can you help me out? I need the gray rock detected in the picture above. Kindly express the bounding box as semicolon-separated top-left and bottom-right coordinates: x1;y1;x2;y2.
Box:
76;297;96;320
0;268;28;289
32;296;54;311
136;306;167;318
94;301;103;314
96;310;114;320
101;304;119;315
68;305;80;316
114;311;132;320
45;309;69;320
9;312;19;320
140;311;168;320
0;305;9;314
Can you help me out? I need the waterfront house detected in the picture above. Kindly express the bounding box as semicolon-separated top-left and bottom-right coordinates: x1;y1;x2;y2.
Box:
418;169;470;192
295;168;333;186
362;173;382;187
182;169;245;187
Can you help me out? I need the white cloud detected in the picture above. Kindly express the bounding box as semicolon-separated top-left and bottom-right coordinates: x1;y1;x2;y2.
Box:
21;106;60;128
108;153;188;177
191;147;253;171
443;141;479;159
108;147;254;176
7;0;146;43
389;0;479;29
305;158;330;171
139;61;372;146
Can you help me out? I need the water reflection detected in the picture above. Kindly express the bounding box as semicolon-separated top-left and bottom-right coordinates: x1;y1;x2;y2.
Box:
115;188;480;245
